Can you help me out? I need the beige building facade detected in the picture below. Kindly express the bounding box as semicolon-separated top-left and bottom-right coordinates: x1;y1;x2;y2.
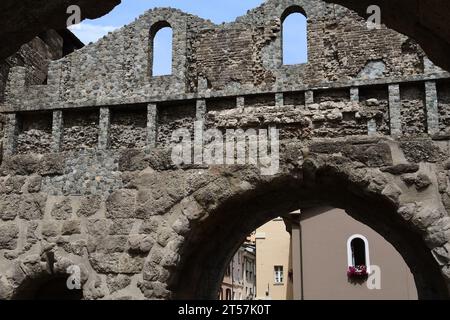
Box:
255;207;418;300
220;242;256;300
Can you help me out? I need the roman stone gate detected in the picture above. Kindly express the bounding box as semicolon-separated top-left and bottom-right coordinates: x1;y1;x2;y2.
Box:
0;0;449;300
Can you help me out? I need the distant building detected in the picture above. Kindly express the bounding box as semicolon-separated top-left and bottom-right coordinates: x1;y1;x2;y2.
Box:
255;207;418;300
220;241;256;300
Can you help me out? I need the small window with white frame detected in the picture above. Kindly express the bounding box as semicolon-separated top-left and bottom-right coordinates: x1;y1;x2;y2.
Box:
274;266;284;284
347;234;371;277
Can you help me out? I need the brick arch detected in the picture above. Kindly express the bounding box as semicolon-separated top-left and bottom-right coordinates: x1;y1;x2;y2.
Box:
281;5;308;22
165;157;450;300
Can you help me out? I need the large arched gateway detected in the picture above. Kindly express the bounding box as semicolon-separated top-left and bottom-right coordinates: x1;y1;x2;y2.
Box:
0;0;449;300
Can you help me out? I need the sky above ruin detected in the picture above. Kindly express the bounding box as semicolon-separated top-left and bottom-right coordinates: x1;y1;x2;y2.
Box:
70;0;307;75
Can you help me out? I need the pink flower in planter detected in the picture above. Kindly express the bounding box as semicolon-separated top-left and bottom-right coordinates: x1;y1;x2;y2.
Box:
347;265;368;277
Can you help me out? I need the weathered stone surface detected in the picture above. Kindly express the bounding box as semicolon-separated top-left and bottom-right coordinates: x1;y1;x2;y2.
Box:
106;190;136;218
0;276;13;300
128;235;154;254
41;221;60;238
0;195;20;221
76;196;101;217
90;253;144;274
61;220;81;235
381;164;420;175
86;219;112;237
1;176;26;194
400;141;444;163
88;236;128;254
415;173;432;191
38;154;66;176
118;150;147;172
106;274;132;294
27;175;42;193
19;194;46;220
110;219;134;235
0;223;19;250
343;143;393;167
0;155;40;176
50;198;72;220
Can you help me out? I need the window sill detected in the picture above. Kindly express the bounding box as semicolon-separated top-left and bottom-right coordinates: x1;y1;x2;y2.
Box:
273;283;284;286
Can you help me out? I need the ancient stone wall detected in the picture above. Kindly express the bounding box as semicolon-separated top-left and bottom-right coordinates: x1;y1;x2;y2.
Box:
0;0;449;300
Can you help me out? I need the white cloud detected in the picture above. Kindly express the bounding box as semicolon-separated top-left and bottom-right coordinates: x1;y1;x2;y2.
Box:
69;23;121;44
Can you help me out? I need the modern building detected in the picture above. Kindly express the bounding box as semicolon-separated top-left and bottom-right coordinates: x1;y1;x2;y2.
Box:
255;207;418;300
220;241;256;300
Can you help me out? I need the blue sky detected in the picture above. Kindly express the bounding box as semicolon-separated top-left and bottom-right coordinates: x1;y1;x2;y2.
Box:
70;0;307;74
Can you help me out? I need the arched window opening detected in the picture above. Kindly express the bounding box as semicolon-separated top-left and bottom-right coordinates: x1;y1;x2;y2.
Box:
351;238;366;266
225;289;232;300
347;234;371;276
150;22;173;76
282;7;308;65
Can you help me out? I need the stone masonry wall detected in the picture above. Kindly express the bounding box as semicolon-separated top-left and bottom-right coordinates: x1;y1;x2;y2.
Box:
401;83;427;136
437;80;450;136
359;85;390;135
3;0;447;113
110;107;147;150
157;102;196;147
62;110;99;151
16;113;52;154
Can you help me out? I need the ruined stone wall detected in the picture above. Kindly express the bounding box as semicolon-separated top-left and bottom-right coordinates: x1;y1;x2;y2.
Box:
110;107;147;150
401;83;427;136
62;110;99;151
16;113;52;154
437;80;450;136
157;102;196;147
3;0;447;113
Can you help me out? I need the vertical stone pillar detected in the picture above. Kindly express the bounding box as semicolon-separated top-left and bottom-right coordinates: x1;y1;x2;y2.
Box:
367;119;377;136
3;113;19;157
237;96;245;109
275;93;284;107
98;107;111;150
147;103;158;150
350;87;359;102
388;84;402;136
305;90;314;105
196;99;207;121
425;81;439;136
290;211;303;300
52;110;63;152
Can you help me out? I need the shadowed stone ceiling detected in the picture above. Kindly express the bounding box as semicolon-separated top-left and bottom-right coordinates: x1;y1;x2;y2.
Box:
0;0;121;60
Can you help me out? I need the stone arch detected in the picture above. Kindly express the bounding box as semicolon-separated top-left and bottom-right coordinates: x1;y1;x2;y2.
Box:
164;157;450;300
7;250;89;300
149;21;173;77
281;5;307;22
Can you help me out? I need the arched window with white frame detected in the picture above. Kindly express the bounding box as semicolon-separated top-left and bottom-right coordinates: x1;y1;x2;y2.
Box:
347;234;371;276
